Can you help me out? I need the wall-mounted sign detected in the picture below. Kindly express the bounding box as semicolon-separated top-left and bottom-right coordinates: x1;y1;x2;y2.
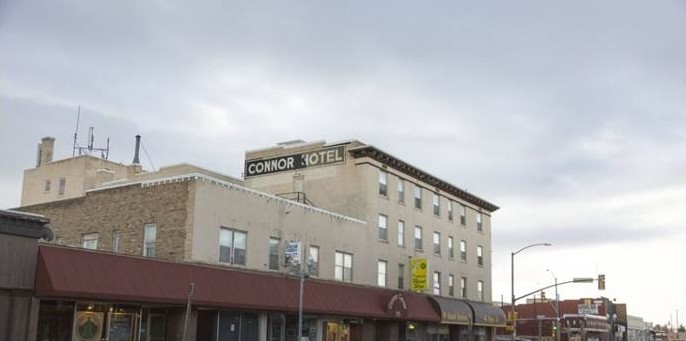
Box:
578;303;599;315
284;241;302;267
410;258;428;292
386;293;408;318
72;311;104;341
245;146;346;177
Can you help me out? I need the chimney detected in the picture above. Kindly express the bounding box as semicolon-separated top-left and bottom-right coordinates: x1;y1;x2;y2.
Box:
132;135;141;164
38;137;55;167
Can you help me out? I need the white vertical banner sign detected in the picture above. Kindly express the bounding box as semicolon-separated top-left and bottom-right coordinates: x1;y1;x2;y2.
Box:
284;241;302;268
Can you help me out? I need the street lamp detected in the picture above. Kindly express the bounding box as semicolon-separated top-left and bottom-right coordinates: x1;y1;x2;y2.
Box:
547;269;561;341
511;242;552;341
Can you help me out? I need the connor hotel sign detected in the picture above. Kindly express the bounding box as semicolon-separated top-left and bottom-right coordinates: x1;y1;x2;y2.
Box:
245;145;346;177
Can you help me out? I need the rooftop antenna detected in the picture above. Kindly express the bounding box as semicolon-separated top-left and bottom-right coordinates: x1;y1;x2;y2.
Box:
71;106;110;159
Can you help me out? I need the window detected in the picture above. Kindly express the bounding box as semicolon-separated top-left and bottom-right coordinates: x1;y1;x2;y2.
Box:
449;275;455;296
477;213;483;231
460;240;467;261
334;251;353;282
414;226;423;251
143;223;157;257
112;230;120;252
58;177;66;195
82;233;98;250
219;227;247;265
397;220;405;247
448;236;454;259
448;200;453;221
269;238;280;270
398;179;405;203
433;194;440;216
378;214;388;241
460;204;466;225
398;263;405;289
478;281;484;301
379;170;388;196
308;245;319;276
414;186;422;209
44;179;51;192
377;260;387;287
477;245;483;266
433;232;441;255
460;277;467;298
433;272;441;295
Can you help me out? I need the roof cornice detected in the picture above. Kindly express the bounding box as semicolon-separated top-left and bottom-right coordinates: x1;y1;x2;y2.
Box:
348;146;499;212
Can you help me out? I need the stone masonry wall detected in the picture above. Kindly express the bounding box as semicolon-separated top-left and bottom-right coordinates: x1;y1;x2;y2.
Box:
18;181;191;261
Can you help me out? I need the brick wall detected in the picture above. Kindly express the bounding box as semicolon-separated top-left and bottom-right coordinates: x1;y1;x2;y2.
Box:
18;181;191;261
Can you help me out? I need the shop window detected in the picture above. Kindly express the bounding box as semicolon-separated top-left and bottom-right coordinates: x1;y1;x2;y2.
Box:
82;232;98;250
379;170;388;196
377;260;387;287
397;220;405;247
414;226;423;251
218;311;258;341
269;237;280;270
143;224;156;257
334;251;353;282
378;214;388;241
219;227;247;265
398;179;405;203
414;186;422;209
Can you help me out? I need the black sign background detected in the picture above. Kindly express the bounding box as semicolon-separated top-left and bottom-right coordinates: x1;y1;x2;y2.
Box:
244;145;346;177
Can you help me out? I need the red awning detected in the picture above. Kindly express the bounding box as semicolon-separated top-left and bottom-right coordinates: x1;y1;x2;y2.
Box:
35;245;439;322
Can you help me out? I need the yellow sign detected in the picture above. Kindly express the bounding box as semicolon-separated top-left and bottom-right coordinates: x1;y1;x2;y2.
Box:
410;258;428;292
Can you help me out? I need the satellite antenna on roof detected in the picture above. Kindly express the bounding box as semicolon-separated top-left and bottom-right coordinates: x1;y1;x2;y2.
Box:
71;106;110;159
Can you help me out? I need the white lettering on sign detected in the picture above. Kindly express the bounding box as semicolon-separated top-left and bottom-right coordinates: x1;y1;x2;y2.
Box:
245;146;346;177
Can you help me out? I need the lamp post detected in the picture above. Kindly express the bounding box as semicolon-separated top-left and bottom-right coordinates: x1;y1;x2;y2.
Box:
511;242;552;341
547;269;561;341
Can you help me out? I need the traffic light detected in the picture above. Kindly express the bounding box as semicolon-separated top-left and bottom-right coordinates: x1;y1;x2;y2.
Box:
541;291;547;301
598;274;606;290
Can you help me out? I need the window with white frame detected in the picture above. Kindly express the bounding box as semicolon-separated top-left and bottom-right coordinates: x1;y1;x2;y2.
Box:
448;236;454;259
143;224;156;257
398;179;405;203
398;263;405;289
379;170;388;196
82;233;98;250
112;230;120;252
433;231;441;255
219;227;247;265
477;213;483;231
309;245;319;276
414;186;422;209
397;220;405;247
433;194;440;216
477;245;483;266
377;260;387;287
269;237;280;270
478;280;484;301
378;214;388;241
448;200;453;221
433;272;441;295
460;240;467;261
414;226;423;251
335;251;353;282
449;274;455;296
460;277;467;298
460;204;466;225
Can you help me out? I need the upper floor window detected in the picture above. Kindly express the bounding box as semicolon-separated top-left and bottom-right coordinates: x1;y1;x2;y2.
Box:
448;236;454;259
82;232;98;250
398;179;405;203
44;179;51;192
460;240;467;261
58;177;67;195
476;213;483;231
460;277;467;298
309;245;319;276
335;251;353;282
398;263;405;289
460;204;466;225
379;170;388;196
378;214;388;241
397;220;405;247
478;280;484;301
377;260;387;287
433;231;441;256
433;194;440;216
477;245;483;266
433;272;441;295
448;201;453;221
143;224;156;257
269;238;280;270
219;227;247;265
112;230;120;252
414;186;422;209
449;274;455;296
414;226;423;251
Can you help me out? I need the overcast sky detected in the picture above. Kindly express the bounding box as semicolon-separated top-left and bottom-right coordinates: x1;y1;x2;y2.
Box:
2;0;685;325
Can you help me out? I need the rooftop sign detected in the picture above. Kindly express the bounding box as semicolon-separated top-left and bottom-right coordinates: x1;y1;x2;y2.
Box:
245;145;346;177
